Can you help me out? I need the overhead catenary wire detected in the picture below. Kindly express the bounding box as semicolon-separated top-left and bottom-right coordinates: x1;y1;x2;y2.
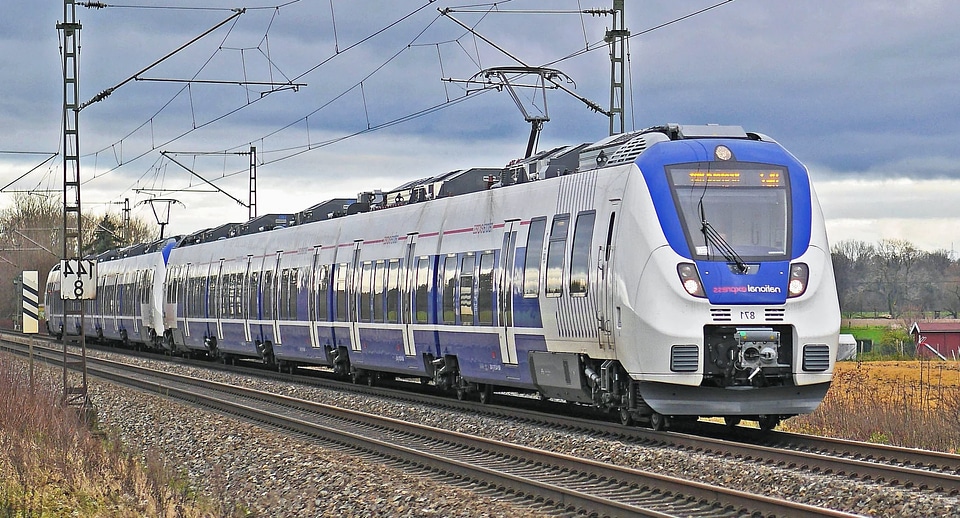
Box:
69;2;738;216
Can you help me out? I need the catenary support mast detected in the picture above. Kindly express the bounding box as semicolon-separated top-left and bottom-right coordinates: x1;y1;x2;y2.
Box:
57;0;90;413
606;0;629;135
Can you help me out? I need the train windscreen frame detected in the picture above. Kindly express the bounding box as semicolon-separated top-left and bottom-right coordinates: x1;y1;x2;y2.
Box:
667;162;791;262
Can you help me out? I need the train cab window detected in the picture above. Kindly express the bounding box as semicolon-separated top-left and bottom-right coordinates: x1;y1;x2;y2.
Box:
386;259;400;324
315;264;329;322
414;257;430;324
459;254;475;326
523;217;547;297
359;261;374;323
335;263;349;322
570;211;596;296
441;255;458;324
545;214;570;297
478;252;494;325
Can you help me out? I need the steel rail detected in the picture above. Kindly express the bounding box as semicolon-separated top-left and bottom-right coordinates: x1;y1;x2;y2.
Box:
2;334;859;518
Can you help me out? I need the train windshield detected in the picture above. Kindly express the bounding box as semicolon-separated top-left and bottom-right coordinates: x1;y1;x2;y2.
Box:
667;162;790;261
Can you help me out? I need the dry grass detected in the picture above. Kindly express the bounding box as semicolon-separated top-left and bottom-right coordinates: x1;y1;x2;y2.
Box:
0;354;229;517
784;360;960;452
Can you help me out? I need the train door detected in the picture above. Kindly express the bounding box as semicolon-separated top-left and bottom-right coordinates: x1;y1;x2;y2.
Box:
246;255;264;346
214;259;225;340
349;241;363;353
498;220;519;364
267;251;282;345
598;202;620;350
401;234;418;357
308;246;322;349
243;256;254;344
182;265;192;340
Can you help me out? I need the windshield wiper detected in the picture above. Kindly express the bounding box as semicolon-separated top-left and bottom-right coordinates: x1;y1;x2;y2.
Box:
699;201;748;273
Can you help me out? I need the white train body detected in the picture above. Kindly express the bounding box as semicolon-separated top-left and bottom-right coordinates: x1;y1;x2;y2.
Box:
46;241;173;346
46;124;840;425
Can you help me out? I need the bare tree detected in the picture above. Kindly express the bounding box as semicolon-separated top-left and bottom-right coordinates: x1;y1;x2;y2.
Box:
0;194;157;329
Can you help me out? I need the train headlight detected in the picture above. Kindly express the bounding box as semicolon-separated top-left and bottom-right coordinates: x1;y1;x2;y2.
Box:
677;263;705;298
788;263;809;298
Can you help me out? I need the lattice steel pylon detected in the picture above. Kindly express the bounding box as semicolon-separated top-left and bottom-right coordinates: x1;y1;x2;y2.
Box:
605;0;629;136
57;0;90;414
248;146;257;220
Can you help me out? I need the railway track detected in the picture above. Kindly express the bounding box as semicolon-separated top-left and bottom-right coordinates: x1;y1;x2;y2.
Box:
3;333;863;517
9;333;960;496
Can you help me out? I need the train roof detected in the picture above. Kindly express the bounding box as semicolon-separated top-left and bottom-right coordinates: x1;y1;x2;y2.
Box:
101;123;772;255
90;236;179;262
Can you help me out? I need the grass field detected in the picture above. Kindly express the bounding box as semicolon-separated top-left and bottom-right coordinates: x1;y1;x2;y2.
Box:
0;356;230;517
784;360;960;452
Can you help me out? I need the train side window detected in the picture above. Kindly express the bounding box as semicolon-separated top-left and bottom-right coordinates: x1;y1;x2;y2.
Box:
478;252;494;325
359;261;373;323
278;269;289;320
143;270;153;305
545;214;570;297
166;267;176;305
415;257;430;324
442;255;458;324
459;253;475;326
386;259;400;324
570;210;597;296
605;212;616;262
291;268;302;320
238;272;245;318
523;217;547;297
247;270;260;320
192;275;202;318
373;261;386;323
208;271;219;318
229;272;238;318
184;275;192;318
262;269;274;320
220;271;231;319
222;272;231;318
315;264;329;322
335;263;348;322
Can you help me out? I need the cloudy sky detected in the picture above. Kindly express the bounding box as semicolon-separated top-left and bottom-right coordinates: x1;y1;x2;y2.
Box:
2;1;960;253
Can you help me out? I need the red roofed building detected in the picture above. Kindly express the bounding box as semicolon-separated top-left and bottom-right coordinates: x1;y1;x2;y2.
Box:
910;321;960;360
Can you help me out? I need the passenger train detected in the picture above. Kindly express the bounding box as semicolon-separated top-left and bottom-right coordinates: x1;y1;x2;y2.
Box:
46;124;841;430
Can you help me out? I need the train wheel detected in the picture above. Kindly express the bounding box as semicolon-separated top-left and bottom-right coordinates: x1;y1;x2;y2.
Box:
351;369;363;384
367;372;377;387
649;412;669;431
758;415;780;432
619;407;633;426
479;384;493;404
724;416;742;428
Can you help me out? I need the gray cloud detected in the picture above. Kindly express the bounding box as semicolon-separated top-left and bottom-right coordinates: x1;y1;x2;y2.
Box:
3;1;960;249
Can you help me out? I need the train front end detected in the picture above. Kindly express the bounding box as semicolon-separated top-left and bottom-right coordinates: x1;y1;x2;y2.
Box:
621;125;839;425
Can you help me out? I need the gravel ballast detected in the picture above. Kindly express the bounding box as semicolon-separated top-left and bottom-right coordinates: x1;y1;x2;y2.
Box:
86;352;960;517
